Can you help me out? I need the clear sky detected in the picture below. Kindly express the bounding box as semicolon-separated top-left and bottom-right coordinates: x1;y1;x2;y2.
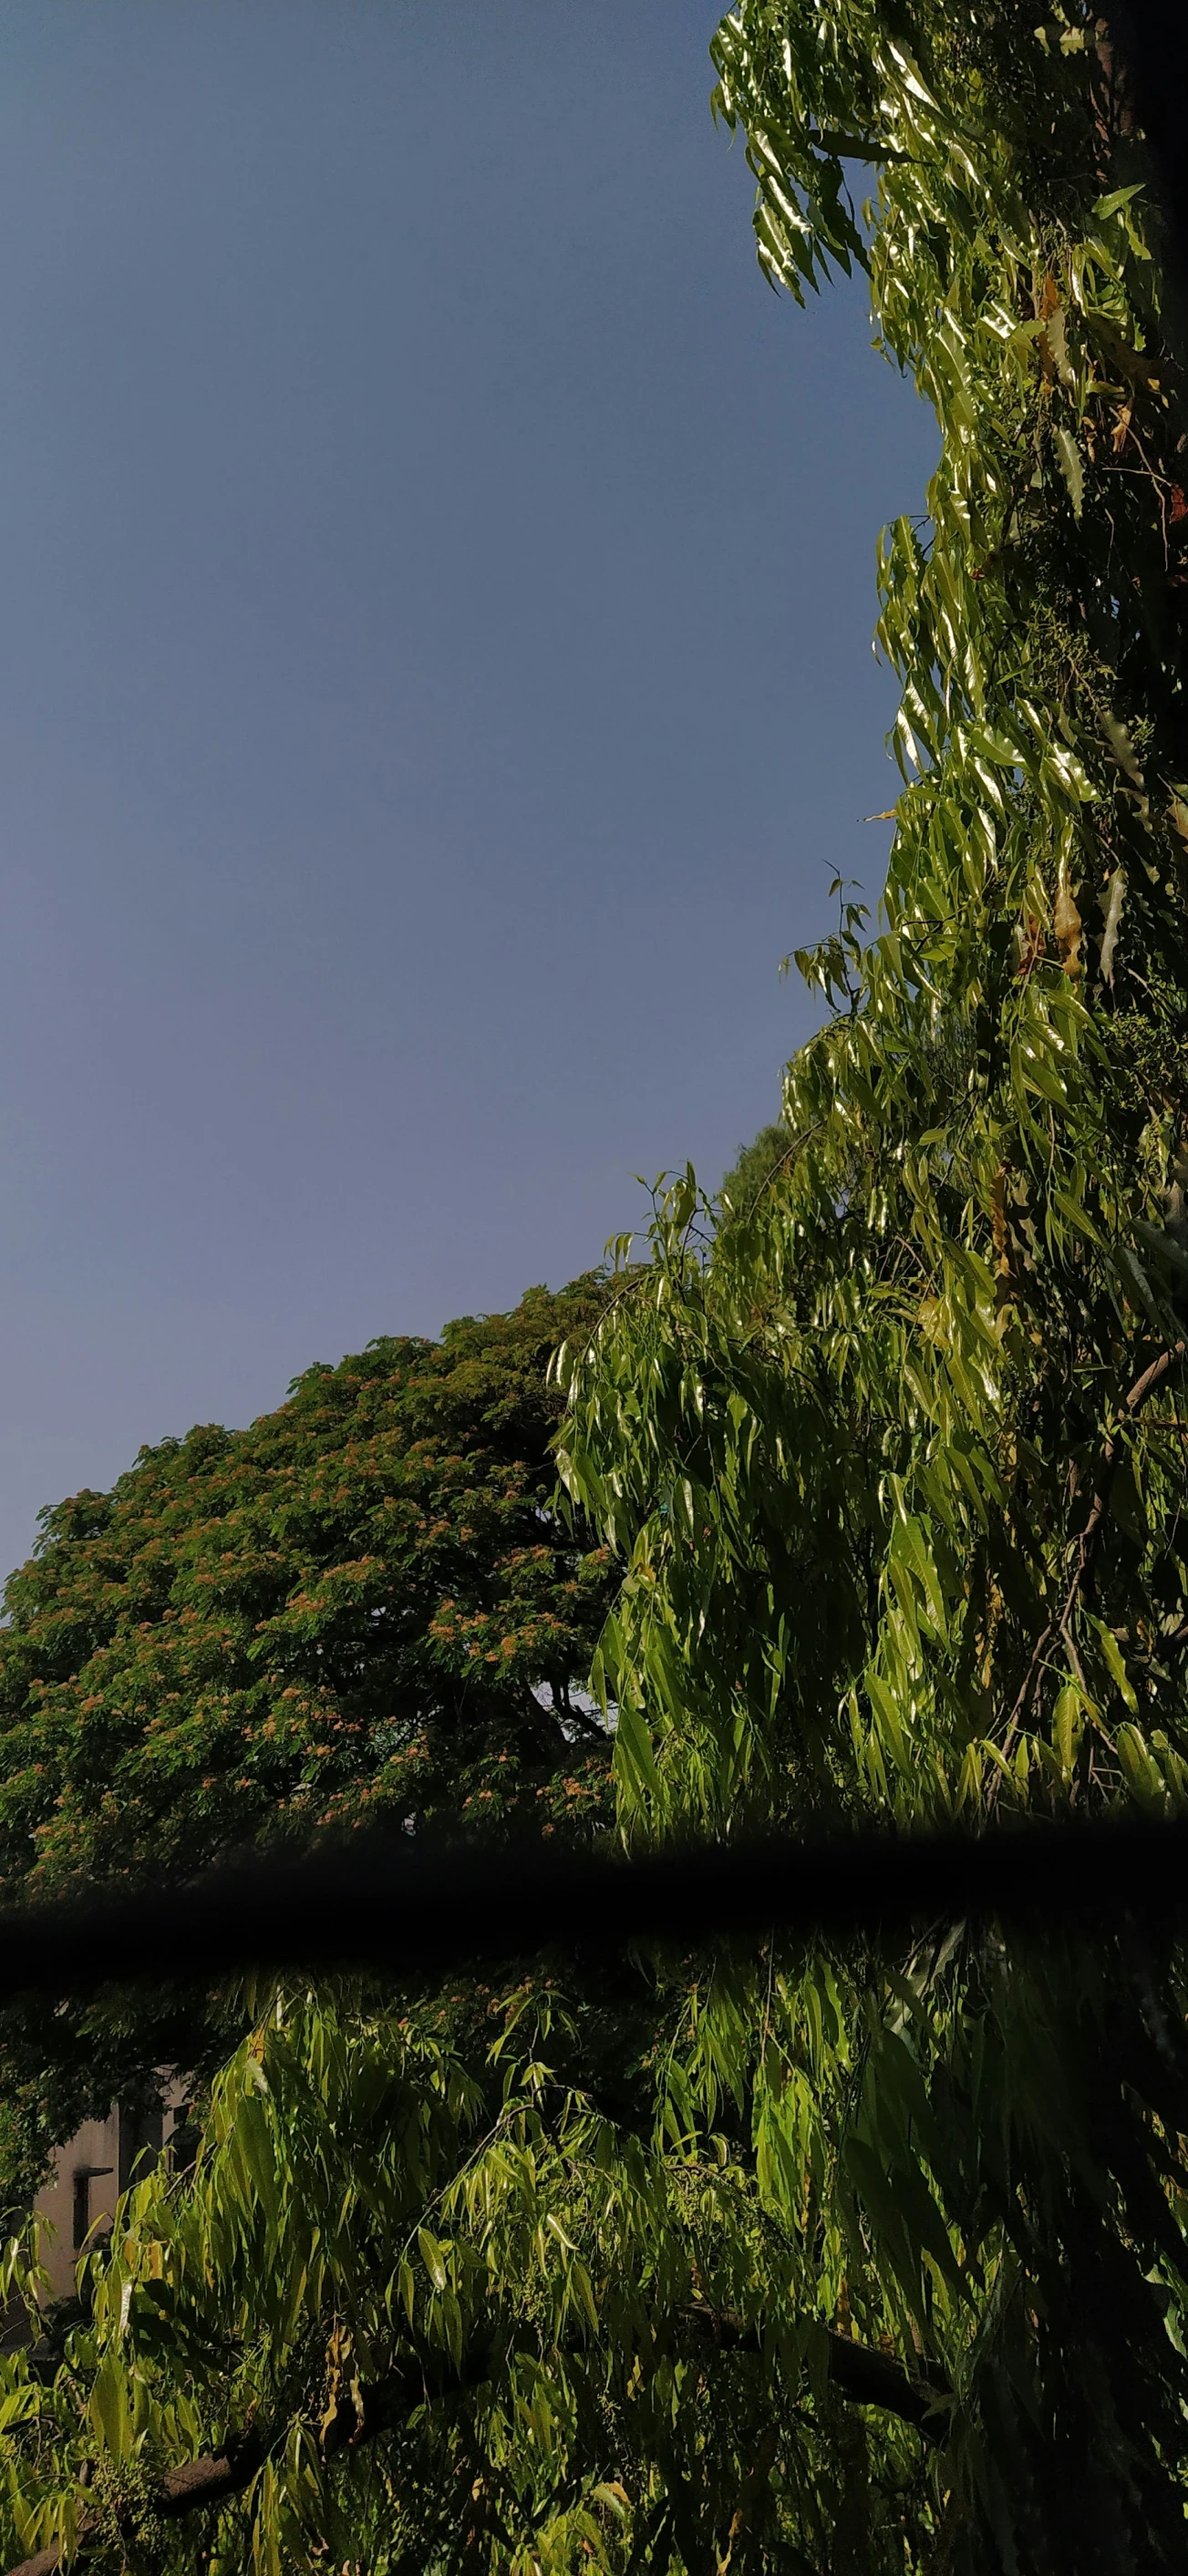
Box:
0;0;935;1582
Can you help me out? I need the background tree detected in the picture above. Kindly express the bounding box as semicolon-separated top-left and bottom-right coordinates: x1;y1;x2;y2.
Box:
3;5;1188;2572
712;1120;795;1255
0;1280;616;2210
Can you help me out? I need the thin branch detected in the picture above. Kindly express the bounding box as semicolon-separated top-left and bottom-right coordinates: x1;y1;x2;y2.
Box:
997;1341;1185;1770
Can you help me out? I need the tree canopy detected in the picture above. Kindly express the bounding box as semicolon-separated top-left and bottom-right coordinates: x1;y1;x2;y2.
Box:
0;1281;615;2207
2;5;1187;2573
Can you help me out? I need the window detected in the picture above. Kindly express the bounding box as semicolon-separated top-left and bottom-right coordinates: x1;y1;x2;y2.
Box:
71;2165;112;2253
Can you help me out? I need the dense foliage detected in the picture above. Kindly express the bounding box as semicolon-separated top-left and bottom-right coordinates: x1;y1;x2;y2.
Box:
561;0;1188;2561
2;5;1187;2573
0;1283;615;2203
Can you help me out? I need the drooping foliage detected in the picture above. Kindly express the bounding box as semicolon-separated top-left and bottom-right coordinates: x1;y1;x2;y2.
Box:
2;5;1188;2573
0;1282;615;2206
559;0;1188;2562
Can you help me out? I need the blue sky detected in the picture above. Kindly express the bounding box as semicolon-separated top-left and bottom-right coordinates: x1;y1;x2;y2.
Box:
0;0;935;1580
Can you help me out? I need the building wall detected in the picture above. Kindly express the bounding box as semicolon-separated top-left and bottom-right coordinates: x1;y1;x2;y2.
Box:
34;2087;188;2305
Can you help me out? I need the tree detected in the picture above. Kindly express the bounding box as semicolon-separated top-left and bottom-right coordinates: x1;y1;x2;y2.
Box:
561;0;1188;2562
0;1281;617;2210
713;1121;795;1237
3;5;1187;2572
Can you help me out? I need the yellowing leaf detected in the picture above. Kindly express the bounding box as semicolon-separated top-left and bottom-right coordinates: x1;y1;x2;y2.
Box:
1053;427;1084;520
1053;860;1083;975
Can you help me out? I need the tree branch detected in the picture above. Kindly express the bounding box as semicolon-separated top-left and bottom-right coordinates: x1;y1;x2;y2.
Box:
679;2304;948;2441
1;2315;947;2575
825;2328;949;2435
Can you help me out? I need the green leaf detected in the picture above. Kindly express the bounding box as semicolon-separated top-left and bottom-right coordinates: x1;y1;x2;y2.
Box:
1085;1615;1138;1712
418;2228;447;2293
88;2354;131;2460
